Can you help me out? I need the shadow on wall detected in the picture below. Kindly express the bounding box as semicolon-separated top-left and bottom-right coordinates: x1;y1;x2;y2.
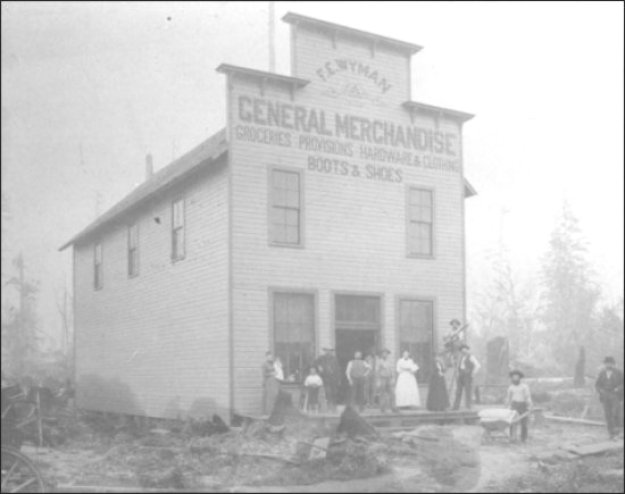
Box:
77;374;145;416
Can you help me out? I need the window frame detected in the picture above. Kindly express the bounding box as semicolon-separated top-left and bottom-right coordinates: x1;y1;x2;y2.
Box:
406;185;435;259
267;165;305;249
171;197;186;262
93;242;103;291
268;287;318;383
395;295;437;384
127;223;139;278
331;290;385;350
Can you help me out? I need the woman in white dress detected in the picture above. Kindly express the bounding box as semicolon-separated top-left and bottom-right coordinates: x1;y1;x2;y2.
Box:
274;357;285;382
395;351;421;408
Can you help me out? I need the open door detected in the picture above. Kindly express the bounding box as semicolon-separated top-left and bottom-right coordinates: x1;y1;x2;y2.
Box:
334;294;381;404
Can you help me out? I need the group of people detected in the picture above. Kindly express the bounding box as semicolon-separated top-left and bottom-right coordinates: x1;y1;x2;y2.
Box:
261;339;623;442
502;355;624;443
261;320;485;416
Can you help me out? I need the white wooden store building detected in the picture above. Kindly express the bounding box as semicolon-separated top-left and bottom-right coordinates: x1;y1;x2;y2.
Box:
60;13;477;422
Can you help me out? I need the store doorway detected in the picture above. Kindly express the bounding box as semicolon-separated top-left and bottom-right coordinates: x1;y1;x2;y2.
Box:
334;294;381;404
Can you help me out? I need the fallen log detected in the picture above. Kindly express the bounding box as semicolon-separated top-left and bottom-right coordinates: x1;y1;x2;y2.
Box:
544;414;606;427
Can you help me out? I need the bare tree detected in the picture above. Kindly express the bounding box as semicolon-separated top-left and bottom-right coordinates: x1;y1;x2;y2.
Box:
2;253;41;378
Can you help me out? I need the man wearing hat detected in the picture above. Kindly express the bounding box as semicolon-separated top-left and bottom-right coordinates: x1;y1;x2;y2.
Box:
595;356;624;439
315;347;340;412
444;319;466;352
452;343;481;410
505;370;533;442
376;349;395;413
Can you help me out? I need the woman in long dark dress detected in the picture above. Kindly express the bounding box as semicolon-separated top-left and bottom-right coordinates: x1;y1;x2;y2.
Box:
426;356;450;411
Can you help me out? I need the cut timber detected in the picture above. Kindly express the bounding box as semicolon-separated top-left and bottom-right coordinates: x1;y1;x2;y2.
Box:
560;441;624;457
544;414;606;427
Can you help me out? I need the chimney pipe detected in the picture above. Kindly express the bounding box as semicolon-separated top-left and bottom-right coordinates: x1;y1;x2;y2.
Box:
145;154;153;181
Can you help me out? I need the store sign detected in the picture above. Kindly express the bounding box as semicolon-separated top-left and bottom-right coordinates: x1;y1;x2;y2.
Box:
315;59;392;94
232;95;460;180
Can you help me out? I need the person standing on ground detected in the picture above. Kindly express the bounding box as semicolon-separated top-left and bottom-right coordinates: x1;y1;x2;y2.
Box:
395;350;420;409
262;351;280;415
595;356;624;440
426;354;450;411
452;344;481;410
346;351;371;413
505;370;532;442
315;347;340;411
364;353;377;408
376;349;395;413
304;366;324;414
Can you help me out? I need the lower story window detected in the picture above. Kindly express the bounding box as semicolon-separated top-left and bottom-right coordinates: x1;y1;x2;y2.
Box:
399;299;434;383
273;292;315;383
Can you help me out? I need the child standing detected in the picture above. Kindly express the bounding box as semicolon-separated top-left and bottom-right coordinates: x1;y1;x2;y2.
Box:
304;367;324;414
506;370;533;442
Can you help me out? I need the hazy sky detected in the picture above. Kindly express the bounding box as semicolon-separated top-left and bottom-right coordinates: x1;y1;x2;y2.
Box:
2;1;623;346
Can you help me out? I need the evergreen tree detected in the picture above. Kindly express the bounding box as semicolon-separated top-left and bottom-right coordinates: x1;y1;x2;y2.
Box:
540;203;600;372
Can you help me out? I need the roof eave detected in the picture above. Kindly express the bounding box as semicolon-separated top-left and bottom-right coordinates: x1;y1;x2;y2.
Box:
403;101;474;123
216;63;310;87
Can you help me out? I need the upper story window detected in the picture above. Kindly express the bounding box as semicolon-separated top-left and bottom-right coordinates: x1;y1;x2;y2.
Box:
171;198;185;261
269;168;303;247
94;242;103;290
407;187;434;257
127;223;139;277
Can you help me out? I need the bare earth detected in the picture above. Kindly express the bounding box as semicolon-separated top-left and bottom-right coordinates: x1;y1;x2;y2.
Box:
24;420;623;493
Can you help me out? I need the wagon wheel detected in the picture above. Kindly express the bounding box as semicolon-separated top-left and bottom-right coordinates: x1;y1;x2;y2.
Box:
1;446;45;493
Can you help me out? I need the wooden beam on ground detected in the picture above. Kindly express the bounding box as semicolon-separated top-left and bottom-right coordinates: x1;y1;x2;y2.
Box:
544;414;606;427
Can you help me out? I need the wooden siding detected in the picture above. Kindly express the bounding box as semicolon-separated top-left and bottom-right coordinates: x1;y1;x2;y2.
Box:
73;160;230;419
227;25;466;416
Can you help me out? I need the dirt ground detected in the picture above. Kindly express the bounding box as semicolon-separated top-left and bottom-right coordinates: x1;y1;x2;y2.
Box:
22;416;623;493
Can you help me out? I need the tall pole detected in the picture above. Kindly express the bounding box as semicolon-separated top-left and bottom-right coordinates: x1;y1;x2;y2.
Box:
268;1;275;72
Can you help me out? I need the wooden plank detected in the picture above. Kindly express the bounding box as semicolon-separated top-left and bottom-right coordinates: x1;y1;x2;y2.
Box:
544;414;606;427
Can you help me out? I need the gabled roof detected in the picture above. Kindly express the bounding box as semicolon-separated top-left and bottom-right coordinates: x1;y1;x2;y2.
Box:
59;129;228;251
282;12;423;55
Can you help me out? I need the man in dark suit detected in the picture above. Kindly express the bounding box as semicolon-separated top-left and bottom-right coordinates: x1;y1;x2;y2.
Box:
452;344;481;410
595;356;624;439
